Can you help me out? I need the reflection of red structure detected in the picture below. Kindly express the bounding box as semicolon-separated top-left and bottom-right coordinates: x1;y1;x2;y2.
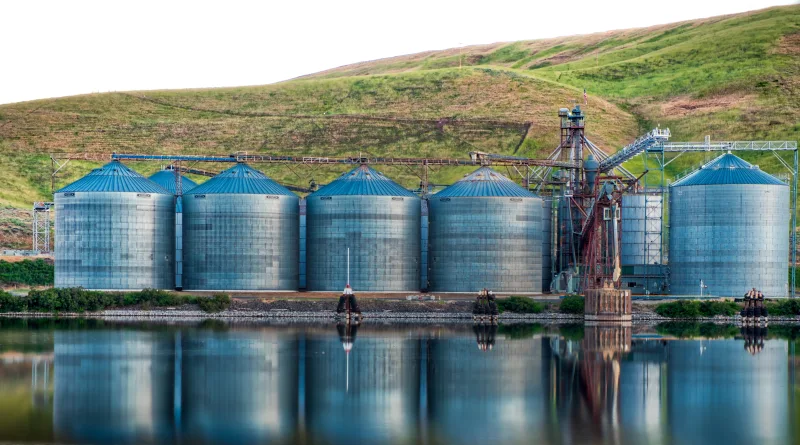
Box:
579;325;632;422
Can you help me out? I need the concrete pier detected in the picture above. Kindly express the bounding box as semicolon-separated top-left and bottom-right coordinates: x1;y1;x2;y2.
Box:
584;281;632;323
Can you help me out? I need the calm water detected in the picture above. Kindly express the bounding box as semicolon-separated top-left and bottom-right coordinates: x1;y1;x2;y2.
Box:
0;319;798;445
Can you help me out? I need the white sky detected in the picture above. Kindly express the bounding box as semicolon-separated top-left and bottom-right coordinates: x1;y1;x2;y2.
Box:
1;0;795;105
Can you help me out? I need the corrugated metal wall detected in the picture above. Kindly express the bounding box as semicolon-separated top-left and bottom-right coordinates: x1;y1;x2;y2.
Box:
542;199;553;292
621;194;662;266
183;194;299;290
421;199;429;291
306;196;420;291
299;199;307;289
669;184;789;296
149;170;197;290
428;196;543;293
54;192;175;290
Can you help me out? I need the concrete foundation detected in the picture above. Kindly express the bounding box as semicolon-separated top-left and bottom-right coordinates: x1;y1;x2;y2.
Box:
584;281;632;322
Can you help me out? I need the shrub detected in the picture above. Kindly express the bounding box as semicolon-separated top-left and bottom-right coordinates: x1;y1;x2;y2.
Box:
0;291;27;312
0;260;54;286
1;288;202;313
559;295;584;314
765;299;800;316
131;289;186;307
198;294;231;313
698;300;739;317
654;300;701;318
26;289;60;312
496;296;543;314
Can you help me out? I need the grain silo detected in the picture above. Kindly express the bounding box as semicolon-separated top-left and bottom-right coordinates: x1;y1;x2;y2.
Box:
620;194;666;294
182;163;299;291
305;165;420;291
541;199;553;292
669;153;789;297
181;331;299;444
421;199;430;290
148;166;199;196
428;167;543;293
54;161;175;290
149;167;198;290
299;199;307;289
53;330;176;444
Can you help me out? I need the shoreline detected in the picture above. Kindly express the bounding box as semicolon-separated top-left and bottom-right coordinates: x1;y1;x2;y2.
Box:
2;308;800;324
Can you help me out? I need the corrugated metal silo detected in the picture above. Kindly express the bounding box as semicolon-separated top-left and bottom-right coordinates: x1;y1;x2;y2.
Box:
621;194;662;266
182;163;299;290
181;331;299;444
299;199;307;289
53;330;176;444
542;199;553;292
620;194;665;294
305;165;420;291
428;167;543;293
54;161;175;290
669;153;789;296
421;199;429;290
149;167;198;290
148;167;198;197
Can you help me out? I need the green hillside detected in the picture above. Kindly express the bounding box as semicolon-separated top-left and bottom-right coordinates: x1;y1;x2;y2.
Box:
1;4;798;249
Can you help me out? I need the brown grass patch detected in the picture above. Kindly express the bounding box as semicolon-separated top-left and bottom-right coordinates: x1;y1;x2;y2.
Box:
658;93;757;117
773;32;800;56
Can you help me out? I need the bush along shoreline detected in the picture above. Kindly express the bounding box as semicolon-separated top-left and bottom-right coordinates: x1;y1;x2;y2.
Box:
0;288;230;314
0;260;54;287
5;290;800;322
650;299;800;320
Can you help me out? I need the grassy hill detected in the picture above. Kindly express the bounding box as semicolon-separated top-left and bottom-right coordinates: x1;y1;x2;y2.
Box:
0;4;798;248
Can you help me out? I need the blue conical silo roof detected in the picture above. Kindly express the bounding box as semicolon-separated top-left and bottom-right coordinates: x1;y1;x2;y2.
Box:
186;163;296;195
56;161;170;194
671;153;786;187
309;165;417;197
149;168;198;194
435;167;537;198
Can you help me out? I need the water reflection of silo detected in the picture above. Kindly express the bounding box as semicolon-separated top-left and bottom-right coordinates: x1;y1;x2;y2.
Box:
181;331;298;445
619;341;669;444
667;340;789;444
53;330;175;444
427;336;547;444
305;334;420;445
